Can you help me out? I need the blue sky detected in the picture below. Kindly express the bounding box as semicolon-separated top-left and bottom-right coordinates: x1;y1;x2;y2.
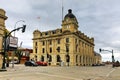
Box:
0;0;120;61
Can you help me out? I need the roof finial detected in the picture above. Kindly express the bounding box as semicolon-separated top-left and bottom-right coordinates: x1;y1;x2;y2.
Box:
68;9;72;13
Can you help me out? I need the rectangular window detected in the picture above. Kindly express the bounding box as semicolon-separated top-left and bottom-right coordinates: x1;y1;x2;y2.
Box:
42;41;45;46
35;48;37;53
66;38;69;43
76;45;78;52
50;47;52;53
57;39;60;44
66;46;69;52
57;47;60;52
49;40;52;45
42;48;45;53
75;39;77;43
35;42;37;46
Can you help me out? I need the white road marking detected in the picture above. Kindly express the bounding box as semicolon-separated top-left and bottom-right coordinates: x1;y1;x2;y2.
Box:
0;71;83;80
106;68;116;77
36;72;83;80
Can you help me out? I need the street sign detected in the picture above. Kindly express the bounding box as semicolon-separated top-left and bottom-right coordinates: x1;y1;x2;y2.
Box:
7;36;18;50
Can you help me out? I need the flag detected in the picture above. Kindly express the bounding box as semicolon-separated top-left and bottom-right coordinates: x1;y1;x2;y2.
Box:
37;17;40;19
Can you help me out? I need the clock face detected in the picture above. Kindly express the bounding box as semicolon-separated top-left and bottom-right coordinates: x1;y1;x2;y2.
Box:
66;18;69;22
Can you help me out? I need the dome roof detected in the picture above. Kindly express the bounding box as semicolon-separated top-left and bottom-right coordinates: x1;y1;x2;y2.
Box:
64;9;76;19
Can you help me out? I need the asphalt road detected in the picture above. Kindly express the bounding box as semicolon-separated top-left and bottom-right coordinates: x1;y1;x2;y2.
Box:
0;64;120;80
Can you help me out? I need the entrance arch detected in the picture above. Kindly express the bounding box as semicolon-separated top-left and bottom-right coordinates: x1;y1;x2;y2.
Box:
66;54;70;66
41;55;44;62
76;55;78;66
57;55;61;62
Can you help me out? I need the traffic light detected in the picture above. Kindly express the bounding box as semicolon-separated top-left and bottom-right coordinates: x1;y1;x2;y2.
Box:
22;25;26;33
99;48;102;52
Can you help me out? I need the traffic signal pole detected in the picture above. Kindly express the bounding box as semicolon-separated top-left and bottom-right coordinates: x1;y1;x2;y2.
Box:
99;48;115;68
1;25;26;70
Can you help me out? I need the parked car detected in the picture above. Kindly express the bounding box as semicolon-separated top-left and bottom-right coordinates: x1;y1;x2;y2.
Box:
113;61;120;67
36;61;47;66
92;63;105;66
24;61;38;66
10;60;19;64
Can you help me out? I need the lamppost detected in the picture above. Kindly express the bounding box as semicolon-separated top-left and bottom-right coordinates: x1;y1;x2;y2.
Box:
12;20;25;68
99;48;115;68
1;25;26;70
14;20;25;37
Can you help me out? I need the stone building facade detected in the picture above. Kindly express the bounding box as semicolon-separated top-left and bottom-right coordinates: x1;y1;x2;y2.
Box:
94;51;102;65
31;9;101;66
0;9;7;67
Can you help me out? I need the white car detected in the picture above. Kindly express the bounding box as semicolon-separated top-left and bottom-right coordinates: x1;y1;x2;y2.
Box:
10;60;19;64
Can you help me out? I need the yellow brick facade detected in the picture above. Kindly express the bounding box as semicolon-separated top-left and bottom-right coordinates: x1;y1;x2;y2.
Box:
31;9;101;66
0;8;7;68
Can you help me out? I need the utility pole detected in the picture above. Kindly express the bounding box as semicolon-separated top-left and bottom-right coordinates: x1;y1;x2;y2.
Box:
61;0;64;21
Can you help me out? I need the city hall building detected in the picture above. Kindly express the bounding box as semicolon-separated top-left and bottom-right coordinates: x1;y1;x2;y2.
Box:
31;9;101;66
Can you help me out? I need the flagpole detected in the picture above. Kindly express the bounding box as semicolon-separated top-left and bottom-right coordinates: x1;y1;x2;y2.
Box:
62;0;64;21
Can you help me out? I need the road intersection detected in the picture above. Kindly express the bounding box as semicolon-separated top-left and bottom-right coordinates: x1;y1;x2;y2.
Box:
0;64;120;80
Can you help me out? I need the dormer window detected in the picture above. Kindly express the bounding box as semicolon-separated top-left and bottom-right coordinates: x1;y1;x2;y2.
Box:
45;32;48;35
52;30;56;34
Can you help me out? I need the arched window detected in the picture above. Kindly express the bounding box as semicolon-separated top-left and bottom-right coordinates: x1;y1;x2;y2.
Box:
41;55;44;62
57;55;61;62
66;54;70;62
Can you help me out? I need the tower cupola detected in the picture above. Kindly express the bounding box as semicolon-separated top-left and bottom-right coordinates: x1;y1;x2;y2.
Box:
62;9;79;33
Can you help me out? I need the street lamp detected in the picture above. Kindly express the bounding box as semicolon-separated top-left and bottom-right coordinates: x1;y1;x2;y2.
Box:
14;20;25;37
1;25;26;70
12;20;25;68
99;48;115;68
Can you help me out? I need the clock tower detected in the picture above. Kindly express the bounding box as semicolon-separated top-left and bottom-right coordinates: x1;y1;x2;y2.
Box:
62;9;79;33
